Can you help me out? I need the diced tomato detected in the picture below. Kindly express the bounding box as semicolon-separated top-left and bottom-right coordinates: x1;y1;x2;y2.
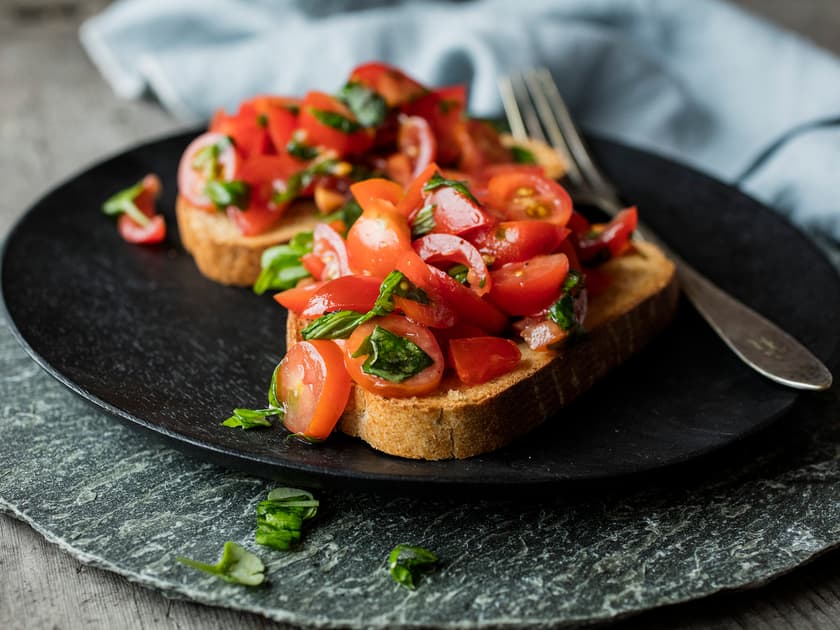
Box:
211;102;272;159
485;172;572;227
274;281;327;313
471;164;545;205
344;315;444;397
300;252;327;280
349;62;428;106
298;275;382;318
455;119;512;173
345;205;412;278
394;162;439;217
488;253;570;316
178;132;240;209
276;340;351;440
247;96;300;152
412;233;490;296
449;337;522;385
225;154;304;236
386;115;436;186
312;223;352;280
470;221;568;268
392;294;456;329
577;207;638;263
403;85;467;165
118;214;165;244
313;177;351;214
350;178;403;212
422;184;494;237
298;91;374;156
515;317;568;351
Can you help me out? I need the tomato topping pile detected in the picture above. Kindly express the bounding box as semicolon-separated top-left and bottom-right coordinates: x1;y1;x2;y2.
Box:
177;62;521;237
102;174;166;244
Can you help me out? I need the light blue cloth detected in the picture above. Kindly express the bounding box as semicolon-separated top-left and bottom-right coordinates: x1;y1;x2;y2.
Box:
80;0;840;240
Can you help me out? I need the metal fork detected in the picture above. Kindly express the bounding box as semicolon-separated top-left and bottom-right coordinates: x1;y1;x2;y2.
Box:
499;68;832;391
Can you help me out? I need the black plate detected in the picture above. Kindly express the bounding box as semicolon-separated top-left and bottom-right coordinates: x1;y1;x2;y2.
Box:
3;130;839;491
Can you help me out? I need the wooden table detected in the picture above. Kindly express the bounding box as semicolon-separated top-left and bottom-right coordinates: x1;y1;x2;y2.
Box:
2;1;840;628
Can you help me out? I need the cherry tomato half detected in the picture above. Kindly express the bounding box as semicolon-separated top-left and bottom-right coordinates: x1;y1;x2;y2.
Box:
488;253;570;316
312;222;352;280
413;233;491;296
577;206;638;263
178;132;239;209
277;340;351;440
350;178;404;212
274;280;326;313
486;172;572;227
470;221;569;268
346;205;412;278
299;275;383;318
344;315;444;397
391;114;436;185
402;85;466;165
449;337;522;385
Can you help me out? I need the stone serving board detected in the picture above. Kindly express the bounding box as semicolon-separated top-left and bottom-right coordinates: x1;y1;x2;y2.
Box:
2;317;840;628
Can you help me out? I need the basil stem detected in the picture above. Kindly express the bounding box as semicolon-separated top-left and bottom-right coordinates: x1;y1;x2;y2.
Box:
102;179;151;227
337;82;388;128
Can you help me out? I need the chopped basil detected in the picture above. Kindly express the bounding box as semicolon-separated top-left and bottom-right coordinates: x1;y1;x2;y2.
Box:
322;198;363;231
447;264;469;285
338;82;388;128
388;544;438;589
191;136;233;179
411;204;436;238
283;103;300;115
351;325;433;382
205;179;250;210
547;270;586;332
273;159;339;205
510;145;537;164
221;407;280;429
286;136;319;160
102;179;151;227
301;271;428;340
308;107;363;134
255;487;319;551
176;542;265;586
257;113;268;128
253;231;314;295
437;98;459;114
421;171;479;205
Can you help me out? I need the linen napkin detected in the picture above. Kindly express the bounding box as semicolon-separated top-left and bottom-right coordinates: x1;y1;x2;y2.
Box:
80;0;840;240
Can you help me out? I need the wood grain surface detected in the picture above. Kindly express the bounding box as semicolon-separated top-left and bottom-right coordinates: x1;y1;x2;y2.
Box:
2;1;840;628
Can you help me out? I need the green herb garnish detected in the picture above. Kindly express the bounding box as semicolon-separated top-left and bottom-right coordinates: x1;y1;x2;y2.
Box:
351;325;433;382
388;544;438;589
176;542;265;586
273;159;340;205
253;231;314;295
286;136;319;161
257;113;268;128
322;198;363;232
421;171;479;205
308;107;363;134
255;487;319;551
337;82;388;128
510;145;537;164
411;204;436;238
547;270;586;332
205;179;250;210
447;264;469;285
102;179;151;227
191;136;233;179
222;408;280;429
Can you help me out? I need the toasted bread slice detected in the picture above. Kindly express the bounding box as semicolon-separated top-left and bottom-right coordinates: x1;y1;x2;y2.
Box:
176;136;565;286
286;241;679;460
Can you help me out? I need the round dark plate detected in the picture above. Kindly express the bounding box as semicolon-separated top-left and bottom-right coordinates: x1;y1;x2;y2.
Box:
3;130;839;492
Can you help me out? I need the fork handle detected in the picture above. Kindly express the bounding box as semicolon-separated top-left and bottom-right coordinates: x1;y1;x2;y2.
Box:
674;259;832;390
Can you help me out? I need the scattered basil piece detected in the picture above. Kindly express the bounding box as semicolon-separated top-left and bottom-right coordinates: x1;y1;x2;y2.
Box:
255;487;319;551
176;542;265;586
308;107;363;134
351;325;433;382
437;98;459;114
322;198;363;232
422;171;479;205
547;270;586;333
388;544;438;589
338;82;388;128
221;407;280;429
205;179;250;210
191;136;233;179
273;159;340;205
283;103;300;115
411;204;436;238
253;231;314;295
286;136;319;160
510;145;537;164
256;113;268;128
447;264;469;285
102;179;151;227
301;309;368;340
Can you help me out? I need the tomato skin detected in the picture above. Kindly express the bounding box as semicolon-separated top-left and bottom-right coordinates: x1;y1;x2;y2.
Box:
211;102;272;159
118;214;166;244
345;206;412;278
274;281;326;313
299;91;374;156
486;172;573;227
470;221;568;268
301;252;327;280
449;337;522;385
344;315;444;398
390;114;436;185
423;185;494;237
412;233;491;296
312;223;352;280
178;132;239;209
392;295;456;329
350;178;403;212
488;253;570;316
403;85;466;165
277;340;351;440
349;62;428;106
299;275;382;318
577;207;638;262
394;162;439;217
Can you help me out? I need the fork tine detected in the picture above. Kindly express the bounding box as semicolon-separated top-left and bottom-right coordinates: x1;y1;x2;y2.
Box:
497;76;528;141
531;68;622;208
508;73;548;145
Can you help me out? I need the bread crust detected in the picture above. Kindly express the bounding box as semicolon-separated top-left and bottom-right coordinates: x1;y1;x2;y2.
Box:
287;241;679;460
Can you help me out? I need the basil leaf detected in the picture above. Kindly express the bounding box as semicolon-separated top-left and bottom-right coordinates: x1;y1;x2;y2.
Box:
253;231;315;295
308;107;362;134
301;310;367;340
177;542;265;586
388;544;438;590
322;198;363;231
411;204;436;238
257;113;268;128
221;407;280;429
255;487;319;551
337;82;388;128
510;145;537;164
102;179;151;227
447;264;469;285
205;179;250;210
351;325;433;383
547;270;586;332
273;159;340;205
286;136;319;160
422;171;479;205
191;136;233;178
